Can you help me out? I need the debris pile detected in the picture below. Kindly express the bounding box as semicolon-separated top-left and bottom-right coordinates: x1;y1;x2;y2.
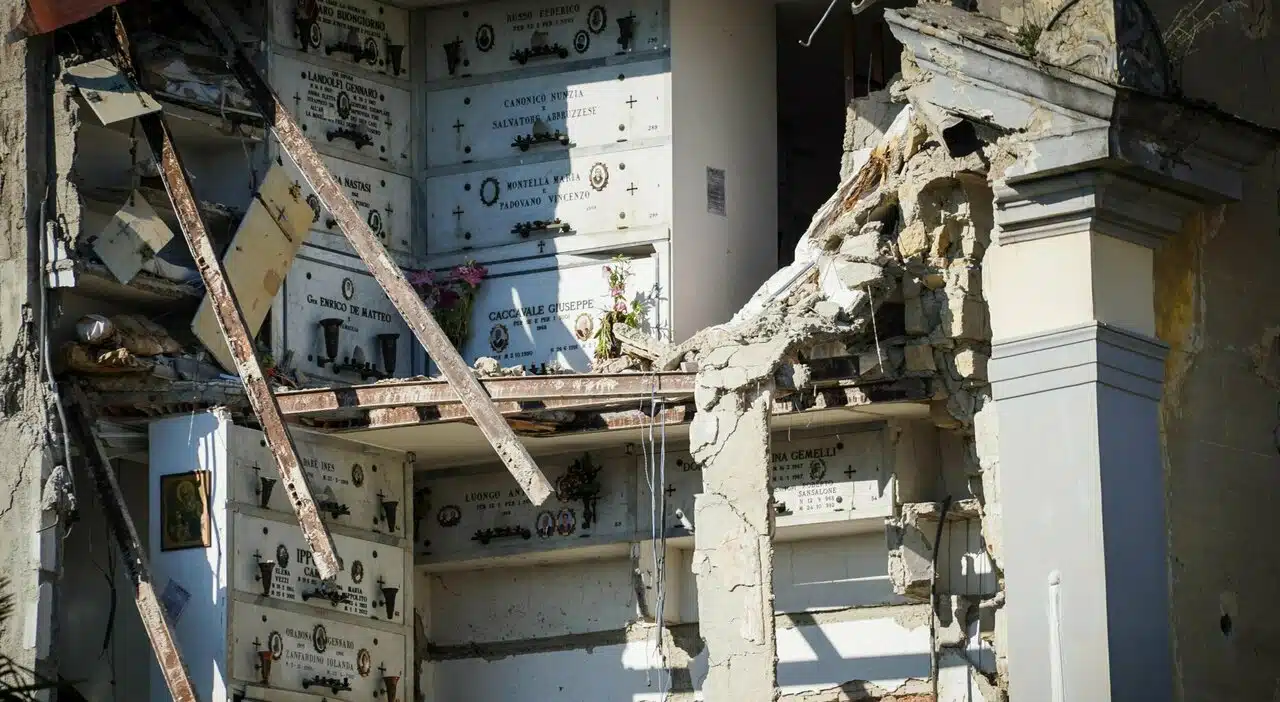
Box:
654;104;994;421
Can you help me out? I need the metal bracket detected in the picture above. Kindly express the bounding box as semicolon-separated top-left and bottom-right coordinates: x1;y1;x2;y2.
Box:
301;582;353;606
317;499;352;519
512;131;570;151
325;40;376;64
512;219;572;238
471;526;532;545
327;127;373;150
510;43;569;64
303;676;352;694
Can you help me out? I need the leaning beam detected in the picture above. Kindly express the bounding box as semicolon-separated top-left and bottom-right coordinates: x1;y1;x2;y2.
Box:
106;11;343;580
67;386;201;702
184;0;555;506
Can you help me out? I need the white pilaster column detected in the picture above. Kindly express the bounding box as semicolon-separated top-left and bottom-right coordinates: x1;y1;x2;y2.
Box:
987;171;1197;701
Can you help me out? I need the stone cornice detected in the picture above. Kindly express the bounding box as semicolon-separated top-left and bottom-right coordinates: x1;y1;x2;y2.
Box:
993;170;1200;247
989;323;1168;401
885;5;1279;205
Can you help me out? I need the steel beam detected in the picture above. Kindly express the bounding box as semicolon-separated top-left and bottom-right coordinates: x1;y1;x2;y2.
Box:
66;385;200;702
105;11;343;580
363;397;682;430
183;0;556;505
277;373;698;416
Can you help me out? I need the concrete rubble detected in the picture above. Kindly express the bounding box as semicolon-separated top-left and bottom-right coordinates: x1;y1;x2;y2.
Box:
679;70;1007;697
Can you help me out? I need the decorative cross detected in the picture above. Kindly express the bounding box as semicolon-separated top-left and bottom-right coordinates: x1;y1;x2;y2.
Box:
452;205;465;222
453;119;465;133
844;466;857;479
538;240;547;253
664;484;677;498
626;95;637;108
626;182;638;195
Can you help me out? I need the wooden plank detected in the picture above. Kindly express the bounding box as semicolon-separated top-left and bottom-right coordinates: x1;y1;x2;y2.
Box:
104;10;344;580
183;0;556;506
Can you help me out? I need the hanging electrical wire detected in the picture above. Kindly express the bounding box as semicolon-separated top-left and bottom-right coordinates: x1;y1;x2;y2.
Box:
639;374;672;700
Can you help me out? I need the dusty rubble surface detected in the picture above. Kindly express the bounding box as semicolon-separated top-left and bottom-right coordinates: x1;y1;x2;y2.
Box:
667;105;995;427
680;95;1007;700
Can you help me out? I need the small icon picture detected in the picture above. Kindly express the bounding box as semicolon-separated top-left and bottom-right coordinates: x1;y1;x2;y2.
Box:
476;24;495;52
555;508;577;536
437;505;463;527
535;510;556;538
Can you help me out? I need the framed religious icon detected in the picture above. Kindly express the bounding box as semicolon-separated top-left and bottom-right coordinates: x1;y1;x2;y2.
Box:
160;471;212;551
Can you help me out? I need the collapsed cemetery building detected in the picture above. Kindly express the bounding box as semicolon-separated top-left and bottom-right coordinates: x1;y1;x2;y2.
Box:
1;0;1279;700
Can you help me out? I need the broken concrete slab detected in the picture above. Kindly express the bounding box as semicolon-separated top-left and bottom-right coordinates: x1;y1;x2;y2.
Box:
613;322;668;362
690;384;776;702
887;499;986;601
64;58;162;124
191;164;312;374
91;191;175;285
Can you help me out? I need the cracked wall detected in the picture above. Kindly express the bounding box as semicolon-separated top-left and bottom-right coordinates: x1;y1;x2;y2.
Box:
1151;94;1280;702
0;4;60;681
689;382;777;701
675;90;1006;699
1136;1;1280;699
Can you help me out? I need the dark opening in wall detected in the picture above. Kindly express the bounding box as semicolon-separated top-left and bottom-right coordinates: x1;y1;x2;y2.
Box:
774;0;907;268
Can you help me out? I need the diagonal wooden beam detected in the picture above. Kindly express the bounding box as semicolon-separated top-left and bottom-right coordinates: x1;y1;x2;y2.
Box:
182;0;555;505
66;384;201;702
103;10;343;580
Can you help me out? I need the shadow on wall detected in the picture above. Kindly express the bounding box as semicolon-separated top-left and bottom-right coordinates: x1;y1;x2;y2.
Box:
430;618;932;700
55;457;153;701
429;534;933;700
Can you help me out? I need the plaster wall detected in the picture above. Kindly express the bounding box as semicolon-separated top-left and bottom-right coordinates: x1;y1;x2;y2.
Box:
1131;3;1280;699
0;10;59;681
669;0;778;338
421;533;930;701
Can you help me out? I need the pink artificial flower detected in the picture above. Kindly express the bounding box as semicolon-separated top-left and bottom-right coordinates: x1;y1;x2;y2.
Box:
454;263;487;287
406;269;435;287
614;300;627;313
610;286;624;298
437;288;460;308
